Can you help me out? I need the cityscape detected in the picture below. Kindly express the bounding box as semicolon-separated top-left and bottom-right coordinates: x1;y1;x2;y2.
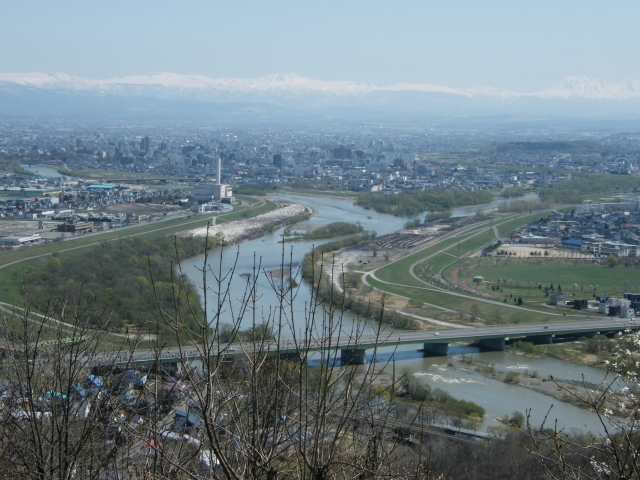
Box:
2;2;640;479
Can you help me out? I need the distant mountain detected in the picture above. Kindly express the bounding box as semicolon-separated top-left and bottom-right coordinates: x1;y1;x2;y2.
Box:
535;76;640;100
1;72;640;123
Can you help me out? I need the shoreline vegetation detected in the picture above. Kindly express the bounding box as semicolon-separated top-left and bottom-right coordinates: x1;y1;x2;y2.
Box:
355;189;493;216
24;235;209;334
301;234;425;331
283;221;365;241
358;369;487;428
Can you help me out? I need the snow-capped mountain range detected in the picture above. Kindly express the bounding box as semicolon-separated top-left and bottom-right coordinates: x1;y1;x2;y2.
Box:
1;71;640;101
1;72;640;123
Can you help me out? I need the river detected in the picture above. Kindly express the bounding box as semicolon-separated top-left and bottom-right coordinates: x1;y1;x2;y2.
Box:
180;193;620;435
20;168;612;433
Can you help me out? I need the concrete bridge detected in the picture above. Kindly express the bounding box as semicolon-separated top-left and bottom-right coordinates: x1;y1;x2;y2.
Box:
91;318;638;369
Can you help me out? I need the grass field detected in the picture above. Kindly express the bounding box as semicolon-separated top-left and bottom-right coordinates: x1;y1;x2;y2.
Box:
374;211;543;289
363;208;597;325
366;276;568;325
463;257;640;303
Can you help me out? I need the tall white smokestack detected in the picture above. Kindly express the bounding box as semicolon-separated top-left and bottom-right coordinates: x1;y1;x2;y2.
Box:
217;157;221;185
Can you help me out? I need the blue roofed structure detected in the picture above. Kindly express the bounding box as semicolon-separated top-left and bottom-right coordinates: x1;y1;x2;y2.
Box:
562;239;584;250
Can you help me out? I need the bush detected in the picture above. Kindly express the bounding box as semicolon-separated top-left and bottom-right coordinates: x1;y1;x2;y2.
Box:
503;372;520;384
512;341;539;355
299;222;364;240
509;411;525;428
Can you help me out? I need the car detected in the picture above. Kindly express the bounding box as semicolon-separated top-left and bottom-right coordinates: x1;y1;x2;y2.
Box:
543;326;548;329
434;333;440;336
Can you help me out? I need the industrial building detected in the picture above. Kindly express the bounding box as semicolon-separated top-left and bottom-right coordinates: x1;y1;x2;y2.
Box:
192;158;233;202
0;233;41;246
57;221;93;233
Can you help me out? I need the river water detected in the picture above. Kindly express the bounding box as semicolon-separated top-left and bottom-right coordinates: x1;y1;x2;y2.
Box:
180;193;620;435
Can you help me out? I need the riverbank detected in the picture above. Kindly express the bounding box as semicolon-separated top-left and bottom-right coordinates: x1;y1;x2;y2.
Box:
467;356;625;416
177;203;310;243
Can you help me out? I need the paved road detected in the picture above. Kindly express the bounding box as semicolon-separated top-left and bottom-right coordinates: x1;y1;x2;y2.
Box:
90;318;638;367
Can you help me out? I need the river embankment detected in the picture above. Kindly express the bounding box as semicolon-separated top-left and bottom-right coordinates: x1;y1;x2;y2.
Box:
177;203;310;243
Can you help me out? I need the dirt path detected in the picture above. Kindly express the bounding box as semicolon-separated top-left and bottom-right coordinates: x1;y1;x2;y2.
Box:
450;266;484;296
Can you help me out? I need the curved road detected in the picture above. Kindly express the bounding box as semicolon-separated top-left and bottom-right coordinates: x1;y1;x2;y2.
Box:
360;209;602;322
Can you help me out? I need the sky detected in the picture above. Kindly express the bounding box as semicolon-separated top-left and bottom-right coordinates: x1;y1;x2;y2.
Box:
1;1;639;92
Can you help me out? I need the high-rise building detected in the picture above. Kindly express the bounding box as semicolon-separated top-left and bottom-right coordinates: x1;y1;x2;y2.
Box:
140;136;150;154
333;146;352;159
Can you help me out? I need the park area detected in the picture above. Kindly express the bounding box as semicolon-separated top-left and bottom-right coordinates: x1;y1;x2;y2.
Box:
447;256;640;305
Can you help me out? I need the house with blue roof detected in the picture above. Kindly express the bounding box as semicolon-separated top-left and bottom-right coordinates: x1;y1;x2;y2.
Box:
562;238;584;251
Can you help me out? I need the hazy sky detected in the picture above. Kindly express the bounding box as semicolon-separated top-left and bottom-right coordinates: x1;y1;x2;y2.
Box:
1;1;639;91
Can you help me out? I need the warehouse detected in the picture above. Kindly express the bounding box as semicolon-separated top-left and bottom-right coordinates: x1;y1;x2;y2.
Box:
0;233;41;246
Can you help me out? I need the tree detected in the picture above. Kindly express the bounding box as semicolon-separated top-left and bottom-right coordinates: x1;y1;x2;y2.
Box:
0;280;145;479
371;244;380;257
608;254;619;268
509;411;525;429
525;329;640;479
470;304;480;321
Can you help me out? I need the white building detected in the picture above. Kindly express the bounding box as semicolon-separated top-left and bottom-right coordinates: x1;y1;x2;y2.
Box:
0;233;41;246
190;203;233;213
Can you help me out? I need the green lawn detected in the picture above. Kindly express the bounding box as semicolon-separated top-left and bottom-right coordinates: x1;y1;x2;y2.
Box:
234;194;260;205
468;257;640;301
366;208;596;324
374;225;493;287
496;211;546;238
366;276;568;325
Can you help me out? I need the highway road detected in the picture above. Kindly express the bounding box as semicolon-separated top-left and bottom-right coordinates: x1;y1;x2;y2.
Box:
89;317;638;367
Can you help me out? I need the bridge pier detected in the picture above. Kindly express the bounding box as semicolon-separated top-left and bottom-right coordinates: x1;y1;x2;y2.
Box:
341;348;367;365
423;343;449;356
479;337;505;351
524;335;553;344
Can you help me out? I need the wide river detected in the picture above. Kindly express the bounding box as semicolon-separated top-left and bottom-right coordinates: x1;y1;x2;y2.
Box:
25;165;617;434
180;193;620;435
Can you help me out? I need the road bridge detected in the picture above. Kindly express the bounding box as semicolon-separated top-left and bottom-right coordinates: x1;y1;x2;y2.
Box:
90;318;638;369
